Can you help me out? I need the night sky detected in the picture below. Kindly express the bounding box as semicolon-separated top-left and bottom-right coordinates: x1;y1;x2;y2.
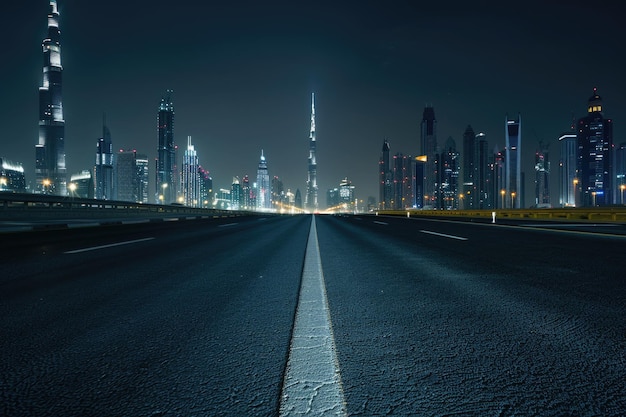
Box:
2;1;624;206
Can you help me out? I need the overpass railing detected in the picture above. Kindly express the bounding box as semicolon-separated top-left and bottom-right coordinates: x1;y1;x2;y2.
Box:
376;207;626;223
0;192;256;221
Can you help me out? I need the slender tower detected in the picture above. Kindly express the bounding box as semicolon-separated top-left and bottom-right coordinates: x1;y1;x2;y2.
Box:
305;93;318;211
36;0;66;195
156;90;175;204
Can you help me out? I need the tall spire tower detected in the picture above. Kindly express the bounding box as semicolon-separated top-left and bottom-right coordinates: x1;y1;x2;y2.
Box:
35;0;66;195
305;93;318;211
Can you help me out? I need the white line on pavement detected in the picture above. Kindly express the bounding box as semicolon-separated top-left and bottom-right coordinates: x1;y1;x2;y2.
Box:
218;223;238;228
63;237;155;254
279;216;347;416
420;230;468;241
373;221;388;225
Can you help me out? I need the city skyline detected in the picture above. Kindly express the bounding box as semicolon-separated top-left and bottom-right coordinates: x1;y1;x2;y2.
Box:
1;1;625;206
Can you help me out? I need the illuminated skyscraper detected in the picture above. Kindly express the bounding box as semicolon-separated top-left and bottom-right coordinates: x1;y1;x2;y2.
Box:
559;132;577;207
461;125;477;208
0;158;26;193
440;137;459;210
505;114;522;208
379;139;392;209
305;93;318;211
577;88;614;206
420;106;437;208
156;91;175;204
534;143;550;207
36;0;66;195
256;150;271;210
231;177;241;210
182;136;200;207
116;149;148;203
95;118;114;200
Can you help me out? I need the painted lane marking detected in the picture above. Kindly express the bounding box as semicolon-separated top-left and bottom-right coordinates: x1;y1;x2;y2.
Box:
373;221;388;225
218;223;238;228
420;230;468;241
64;237;155;254
280;216;347;416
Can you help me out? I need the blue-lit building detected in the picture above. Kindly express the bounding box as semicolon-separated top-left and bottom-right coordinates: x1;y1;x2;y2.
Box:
0;158;26;193
69;170;94;199
420;106;437;209
231;177;241;210
577;88;614;206
182;136;200;207
35;0;66;196
378;140;392;210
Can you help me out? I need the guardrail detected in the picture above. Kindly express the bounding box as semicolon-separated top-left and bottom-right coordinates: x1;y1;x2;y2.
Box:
376;207;626;223
0;192;258;220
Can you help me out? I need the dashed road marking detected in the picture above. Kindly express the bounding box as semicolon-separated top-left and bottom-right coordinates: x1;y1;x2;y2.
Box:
63;237;155;254
420;230;468;241
373;221;388;225
280;216;346;416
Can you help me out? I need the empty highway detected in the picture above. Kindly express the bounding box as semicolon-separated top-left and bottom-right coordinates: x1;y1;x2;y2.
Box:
1;214;625;416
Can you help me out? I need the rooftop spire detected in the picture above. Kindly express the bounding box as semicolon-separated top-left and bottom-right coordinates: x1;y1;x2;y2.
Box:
309;92;316;140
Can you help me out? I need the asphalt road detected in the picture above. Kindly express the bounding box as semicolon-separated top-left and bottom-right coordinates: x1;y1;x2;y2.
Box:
2;214;625;416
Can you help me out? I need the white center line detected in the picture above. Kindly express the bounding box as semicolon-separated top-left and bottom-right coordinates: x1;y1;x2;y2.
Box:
64;237;155;254
218;223;238;228
373;221;388;225
280;216;347;416
420;230;468;241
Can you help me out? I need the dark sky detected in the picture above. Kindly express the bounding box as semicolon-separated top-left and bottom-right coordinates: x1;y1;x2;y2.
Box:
1;0;625;206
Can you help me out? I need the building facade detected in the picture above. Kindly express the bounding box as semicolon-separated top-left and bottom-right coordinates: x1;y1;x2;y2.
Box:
182;136;200;207
0;158;26;193
559;132;578;207
576;88;614;206
534;143;550;207
95;121;114;200
36;0;66;196
505;114;522;208
156;91;175;204
256;150;271;210
305;93;318;211
420;106;437;208
379;139;392;209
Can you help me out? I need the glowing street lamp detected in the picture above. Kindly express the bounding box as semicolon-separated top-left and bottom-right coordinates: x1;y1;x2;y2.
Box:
68;182;77;197
500;189;506;208
592;191;597;207
511;192;516;208
621;184;625;205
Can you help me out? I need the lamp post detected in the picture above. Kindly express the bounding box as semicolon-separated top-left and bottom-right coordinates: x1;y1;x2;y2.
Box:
592;191;597;207
68;182;77;198
511;192;516;209
500;189;506;209
573;178;579;207
159;183;168;204
621;184;625;205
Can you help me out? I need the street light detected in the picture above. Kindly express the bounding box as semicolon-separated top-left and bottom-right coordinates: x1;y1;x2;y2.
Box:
500;189;506;208
592;191;597;207
68;182;77;197
621;184;625;205
459;193;464;210
511;192;516;208
573;178;579;207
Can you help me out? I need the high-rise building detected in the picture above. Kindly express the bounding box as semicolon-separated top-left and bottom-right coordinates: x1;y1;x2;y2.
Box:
461;125;477;208
295;189;302;209
70;170;94;199
156;91;175;204
558;131;577;207
271;176;284;209
505;114;522;208
534;143;550;207
0;158;26;193
493;147;506;209
256;150;271;210
439;137;459;210
35;0;66;196
476;133;491;209
182;136;200;207
616;143;626;205
95;119;114;200
392;153;412;209
240;175;251;210
199;167;213;207
305;93;318;211
231;177;241;210
116;149;137;202
576;88;614;206
420;106;437;208
379;139;392;209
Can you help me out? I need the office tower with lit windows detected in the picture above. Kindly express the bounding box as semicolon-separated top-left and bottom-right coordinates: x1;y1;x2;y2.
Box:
256;150;271;210
271;176;284;209
0;158;26;193
36;0;66;196
534;143;550;207
462;125;477;208
156;91;175;204
505;114;522;208
182;136;200;207
116;149;137;202
493;147;506;209
577;88;614;206
392;153;412;209
95;120;114;200
199;167;212;207
439;137;459;210
476;133;491;208
558;131;577;207
305;93;318;211
420;106;437;208
379;139;392;209
70;170;94;199
240;175;251;209
231;177;241;210
616;143;626;205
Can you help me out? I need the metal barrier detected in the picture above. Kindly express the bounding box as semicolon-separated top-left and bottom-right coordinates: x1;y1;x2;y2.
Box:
0;192;258;220
376;207;626;223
